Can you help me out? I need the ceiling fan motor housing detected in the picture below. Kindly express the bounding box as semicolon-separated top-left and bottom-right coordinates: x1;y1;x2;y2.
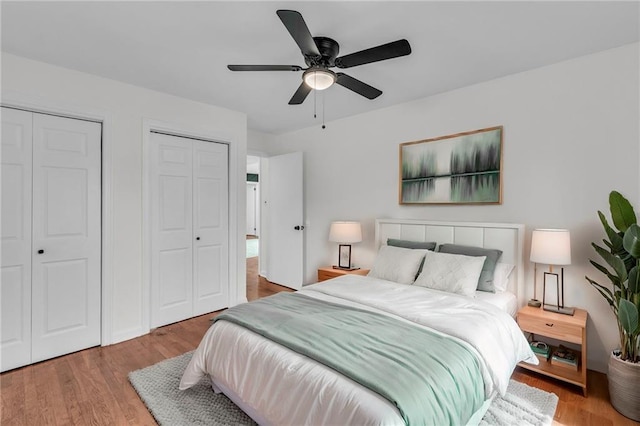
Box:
305;37;340;67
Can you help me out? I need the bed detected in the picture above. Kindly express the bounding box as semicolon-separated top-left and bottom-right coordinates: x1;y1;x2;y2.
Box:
180;219;537;425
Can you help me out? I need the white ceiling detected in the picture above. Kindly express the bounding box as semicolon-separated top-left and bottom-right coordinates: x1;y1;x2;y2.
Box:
2;1;638;135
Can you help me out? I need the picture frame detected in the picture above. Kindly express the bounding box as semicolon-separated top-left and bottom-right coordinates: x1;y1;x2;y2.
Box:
338;244;352;269
399;126;503;204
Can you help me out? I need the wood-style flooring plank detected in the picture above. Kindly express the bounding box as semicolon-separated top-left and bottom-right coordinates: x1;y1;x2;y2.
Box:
1;256;636;426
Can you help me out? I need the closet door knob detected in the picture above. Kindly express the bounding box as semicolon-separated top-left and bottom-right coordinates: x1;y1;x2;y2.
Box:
196;237;200;241
37;249;44;254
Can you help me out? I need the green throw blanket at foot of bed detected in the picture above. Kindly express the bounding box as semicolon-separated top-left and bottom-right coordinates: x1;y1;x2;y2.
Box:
216;292;484;425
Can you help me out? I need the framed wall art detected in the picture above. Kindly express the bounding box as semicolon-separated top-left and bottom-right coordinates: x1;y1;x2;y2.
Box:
399;126;503;205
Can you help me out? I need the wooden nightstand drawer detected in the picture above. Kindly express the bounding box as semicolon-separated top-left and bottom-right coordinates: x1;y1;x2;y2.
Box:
317;267;369;282
518;315;582;344
318;270;338;281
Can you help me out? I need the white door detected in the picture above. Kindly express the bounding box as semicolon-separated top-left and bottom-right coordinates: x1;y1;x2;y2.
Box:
150;133;194;327
31;114;102;363
192;140;229;316
1;108;102;371
246;183;257;235
150;133;229;328
1;108;33;371
266;152;304;289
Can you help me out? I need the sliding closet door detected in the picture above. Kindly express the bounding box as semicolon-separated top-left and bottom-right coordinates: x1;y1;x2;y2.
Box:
150;133;194;327
31;114;102;363
192;140;228;316
1;108;33;371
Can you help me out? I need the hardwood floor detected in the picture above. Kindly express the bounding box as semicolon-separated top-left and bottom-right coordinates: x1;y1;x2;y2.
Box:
246;255;294;301
1;261;636;425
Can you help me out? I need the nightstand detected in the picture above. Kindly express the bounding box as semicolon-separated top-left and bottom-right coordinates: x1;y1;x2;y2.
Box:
317;266;370;282
516;305;588;396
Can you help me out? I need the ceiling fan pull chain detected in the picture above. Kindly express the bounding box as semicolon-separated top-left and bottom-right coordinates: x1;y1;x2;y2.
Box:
322;91;326;129
313;78;317;118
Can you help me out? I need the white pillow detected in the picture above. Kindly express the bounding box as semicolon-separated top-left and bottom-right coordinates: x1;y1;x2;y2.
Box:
367;245;428;285
414;250;486;298
493;263;515;293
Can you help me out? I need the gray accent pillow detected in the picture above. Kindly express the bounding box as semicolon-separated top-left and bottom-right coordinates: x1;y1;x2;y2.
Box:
387;239;437;278
437;244;503;292
387;239;437;251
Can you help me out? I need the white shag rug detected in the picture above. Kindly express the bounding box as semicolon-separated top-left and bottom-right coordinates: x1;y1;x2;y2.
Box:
129;352;558;426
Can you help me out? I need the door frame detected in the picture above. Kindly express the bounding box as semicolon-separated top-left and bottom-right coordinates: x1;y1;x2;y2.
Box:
142;119;238;333
1;90;114;345
247;150;268;278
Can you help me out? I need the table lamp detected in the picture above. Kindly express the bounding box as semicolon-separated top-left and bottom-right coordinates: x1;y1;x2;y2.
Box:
530;229;574;315
329;221;362;270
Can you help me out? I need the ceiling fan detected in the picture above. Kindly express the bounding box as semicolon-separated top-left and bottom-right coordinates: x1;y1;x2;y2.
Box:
227;10;412;105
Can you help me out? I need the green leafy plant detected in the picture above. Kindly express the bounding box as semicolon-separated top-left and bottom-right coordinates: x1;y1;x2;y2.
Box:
586;191;640;362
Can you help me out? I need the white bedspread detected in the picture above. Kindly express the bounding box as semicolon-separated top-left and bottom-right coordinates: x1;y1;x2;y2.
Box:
180;275;536;426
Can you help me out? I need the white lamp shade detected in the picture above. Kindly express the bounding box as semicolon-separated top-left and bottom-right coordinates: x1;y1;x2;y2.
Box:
329;221;362;243
530;229;571;265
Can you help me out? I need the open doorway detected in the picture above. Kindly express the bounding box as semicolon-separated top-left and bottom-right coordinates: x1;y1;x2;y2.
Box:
245;151;304;295
246;155;261;300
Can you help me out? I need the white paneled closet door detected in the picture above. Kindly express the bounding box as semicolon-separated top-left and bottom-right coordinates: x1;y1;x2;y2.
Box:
31;114;102;363
150;133;194;327
192;140;228;316
150;133;229;328
1;108;101;372
1;108;33;371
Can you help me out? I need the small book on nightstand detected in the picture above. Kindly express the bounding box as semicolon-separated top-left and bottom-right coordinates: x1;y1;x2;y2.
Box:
551;345;578;371
530;341;550;362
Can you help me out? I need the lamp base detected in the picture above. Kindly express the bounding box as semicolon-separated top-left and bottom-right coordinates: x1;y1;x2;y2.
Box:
543;304;575;316
528;299;542;308
332;265;360;271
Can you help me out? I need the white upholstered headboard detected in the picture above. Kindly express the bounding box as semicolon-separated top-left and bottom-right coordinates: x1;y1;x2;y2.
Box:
375;219;526;307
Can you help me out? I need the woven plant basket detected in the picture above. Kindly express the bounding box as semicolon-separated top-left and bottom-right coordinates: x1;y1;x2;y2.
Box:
608;352;640;421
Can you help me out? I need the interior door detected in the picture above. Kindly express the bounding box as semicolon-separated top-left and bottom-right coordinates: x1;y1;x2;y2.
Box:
150;132;194;328
1;108;33;371
192;140;229;316
266;152;304;289
30;113;102;363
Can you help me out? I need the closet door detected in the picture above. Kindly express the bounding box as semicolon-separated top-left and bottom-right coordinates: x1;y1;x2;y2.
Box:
1;108;33;371
150;133;194;327
192;140;228;316
31;114;102;363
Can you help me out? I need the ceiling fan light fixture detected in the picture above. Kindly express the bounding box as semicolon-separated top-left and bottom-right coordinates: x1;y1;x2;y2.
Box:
303;68;336;90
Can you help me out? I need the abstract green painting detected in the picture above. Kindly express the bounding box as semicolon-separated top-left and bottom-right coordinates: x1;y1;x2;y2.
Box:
399;126;502;204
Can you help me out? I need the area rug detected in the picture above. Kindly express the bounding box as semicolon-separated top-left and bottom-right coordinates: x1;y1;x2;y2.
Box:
246;238;258;258
129;352;558;426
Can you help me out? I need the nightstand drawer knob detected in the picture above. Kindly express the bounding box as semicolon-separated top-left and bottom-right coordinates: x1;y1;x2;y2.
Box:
546;323;554;327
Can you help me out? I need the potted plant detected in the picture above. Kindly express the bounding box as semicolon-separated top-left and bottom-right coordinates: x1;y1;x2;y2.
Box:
586;190;640;421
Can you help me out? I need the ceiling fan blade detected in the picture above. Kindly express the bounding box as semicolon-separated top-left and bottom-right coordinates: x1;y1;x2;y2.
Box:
228;65;303;71
336;73;382;99
288;82;313;105
335;39;411;69
276;10;321;57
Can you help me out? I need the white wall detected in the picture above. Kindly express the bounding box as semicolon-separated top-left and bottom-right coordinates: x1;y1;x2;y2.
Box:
250;43;640;372
2;53;248;344
247;129;276;155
